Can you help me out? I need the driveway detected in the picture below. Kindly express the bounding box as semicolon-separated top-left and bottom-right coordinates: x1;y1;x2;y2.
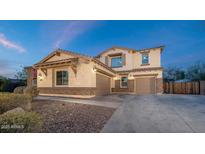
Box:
102;95;205;133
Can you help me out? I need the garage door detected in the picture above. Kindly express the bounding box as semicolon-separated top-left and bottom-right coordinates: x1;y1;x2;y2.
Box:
96;73;111;95
135;77;156;94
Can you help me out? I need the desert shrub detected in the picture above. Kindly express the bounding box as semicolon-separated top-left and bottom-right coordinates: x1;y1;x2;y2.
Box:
23;86;39;97
0;111;42;133
13;86;26;94
0;93;32;114
0;77;10;92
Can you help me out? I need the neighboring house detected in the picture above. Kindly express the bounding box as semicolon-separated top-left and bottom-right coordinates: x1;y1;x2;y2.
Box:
25;66;37;87
27;46;164;97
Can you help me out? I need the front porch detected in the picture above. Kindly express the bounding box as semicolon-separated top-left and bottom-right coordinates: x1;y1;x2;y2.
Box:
112;79;134;93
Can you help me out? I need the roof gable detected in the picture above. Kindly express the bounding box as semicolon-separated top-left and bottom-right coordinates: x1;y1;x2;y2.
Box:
45;52;74;62
35;49;92;65
96;45;165;57
96;46;133;58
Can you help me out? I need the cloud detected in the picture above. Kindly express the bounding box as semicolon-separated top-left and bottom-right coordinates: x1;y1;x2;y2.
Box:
0;33;26;53
53;21;98;48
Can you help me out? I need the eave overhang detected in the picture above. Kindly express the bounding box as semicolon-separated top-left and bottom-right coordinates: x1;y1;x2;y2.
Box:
33;58;79;69
117;67;163;75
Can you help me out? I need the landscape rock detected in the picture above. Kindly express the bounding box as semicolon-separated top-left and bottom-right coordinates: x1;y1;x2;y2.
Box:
4;107;25;114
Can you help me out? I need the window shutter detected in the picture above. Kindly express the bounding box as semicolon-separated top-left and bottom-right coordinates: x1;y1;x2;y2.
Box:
105;56;108;66
123;54;126;66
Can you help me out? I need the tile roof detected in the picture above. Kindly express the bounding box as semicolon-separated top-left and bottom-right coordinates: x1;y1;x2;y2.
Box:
95;45;165;57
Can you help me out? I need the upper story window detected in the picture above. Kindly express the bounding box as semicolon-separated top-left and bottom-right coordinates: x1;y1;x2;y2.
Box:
142;54;149;65
56;71;68;85
111;56;122;68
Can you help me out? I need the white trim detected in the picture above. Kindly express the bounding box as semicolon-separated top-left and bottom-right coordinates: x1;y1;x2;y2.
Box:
141;53;149;65
110;56;123;68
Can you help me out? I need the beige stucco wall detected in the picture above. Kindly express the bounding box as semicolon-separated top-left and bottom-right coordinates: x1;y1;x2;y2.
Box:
99;48;133;71
133;48;161;68
37;62;96;88
72;62;96;87
99;48;162;71
37;68;53;87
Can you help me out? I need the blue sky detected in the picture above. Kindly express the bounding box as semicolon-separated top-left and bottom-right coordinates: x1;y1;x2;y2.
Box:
0;20;204;78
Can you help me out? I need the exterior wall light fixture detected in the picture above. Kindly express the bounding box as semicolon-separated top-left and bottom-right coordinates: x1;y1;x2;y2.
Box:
128;74;134;80
38;73;43;81
93;67;97;72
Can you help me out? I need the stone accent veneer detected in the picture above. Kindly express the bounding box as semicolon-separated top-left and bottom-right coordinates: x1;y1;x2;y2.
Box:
38;87;96;95
26;67;37;87
156;78;163;93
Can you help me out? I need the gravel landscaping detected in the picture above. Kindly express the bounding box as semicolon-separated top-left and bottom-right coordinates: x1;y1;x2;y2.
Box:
31;99;115;133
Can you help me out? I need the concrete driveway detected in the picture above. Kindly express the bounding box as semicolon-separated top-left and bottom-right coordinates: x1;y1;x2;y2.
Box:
102;94;205;133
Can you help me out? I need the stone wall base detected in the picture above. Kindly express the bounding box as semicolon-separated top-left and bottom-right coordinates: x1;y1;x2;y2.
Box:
38;87;96;96
156;78;163;94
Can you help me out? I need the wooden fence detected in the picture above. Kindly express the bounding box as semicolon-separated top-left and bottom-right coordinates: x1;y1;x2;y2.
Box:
164;81;200;94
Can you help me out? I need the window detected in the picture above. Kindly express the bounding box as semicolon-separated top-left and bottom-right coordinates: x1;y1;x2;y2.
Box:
121;77;128;88
32;78;37;86
111;57;122;68
56;71;68;85
142;54;149;64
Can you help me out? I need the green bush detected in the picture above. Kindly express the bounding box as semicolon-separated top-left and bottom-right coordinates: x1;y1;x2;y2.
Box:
13;86;26;94
23;86;39;96
0;93;32;114
0;111;42;133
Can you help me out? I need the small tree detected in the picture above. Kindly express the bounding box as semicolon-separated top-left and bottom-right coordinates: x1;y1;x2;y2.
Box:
15;67;27;81
186;62;205;81
164;66;185;81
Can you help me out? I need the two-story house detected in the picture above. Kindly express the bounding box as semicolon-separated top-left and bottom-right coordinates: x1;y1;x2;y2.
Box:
28;46;164;97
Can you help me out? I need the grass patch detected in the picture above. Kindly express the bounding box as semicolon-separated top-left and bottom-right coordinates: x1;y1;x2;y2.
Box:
0;93;32;114
0;111;42;133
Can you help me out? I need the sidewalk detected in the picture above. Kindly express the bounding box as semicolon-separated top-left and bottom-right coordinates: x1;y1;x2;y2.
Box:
34;95;122;109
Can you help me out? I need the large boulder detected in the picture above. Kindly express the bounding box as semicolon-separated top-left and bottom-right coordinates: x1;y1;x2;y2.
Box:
13;86;26;94
3;107;25;114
